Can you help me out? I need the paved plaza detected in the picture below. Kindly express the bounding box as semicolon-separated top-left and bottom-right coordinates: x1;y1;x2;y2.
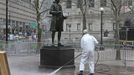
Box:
8;50;134;75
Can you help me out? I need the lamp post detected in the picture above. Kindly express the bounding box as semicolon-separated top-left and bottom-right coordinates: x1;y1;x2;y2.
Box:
100;7;104;50
6;0;8;42
68;24;71;41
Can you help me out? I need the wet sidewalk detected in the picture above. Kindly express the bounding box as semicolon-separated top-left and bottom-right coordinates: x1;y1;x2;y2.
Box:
8;54;134;75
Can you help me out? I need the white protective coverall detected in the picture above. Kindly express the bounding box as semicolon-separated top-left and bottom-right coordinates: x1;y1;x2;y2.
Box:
79;33;98;73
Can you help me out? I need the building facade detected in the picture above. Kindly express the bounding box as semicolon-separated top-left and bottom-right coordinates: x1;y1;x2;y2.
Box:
58;0;133;42
41;0;133;44
0;0;36;35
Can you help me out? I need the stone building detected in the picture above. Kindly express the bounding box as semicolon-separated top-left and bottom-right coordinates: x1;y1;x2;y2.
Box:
0;0;36;34
58;0;133;42
42;0;133;44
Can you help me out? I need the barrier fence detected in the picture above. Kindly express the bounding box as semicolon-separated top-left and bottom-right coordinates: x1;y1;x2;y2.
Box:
0;40;134;62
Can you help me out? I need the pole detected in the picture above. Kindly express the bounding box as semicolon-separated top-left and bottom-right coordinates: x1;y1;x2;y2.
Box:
100;10;104;50
124;28;128;67
6;0;8;42
69;25;71;41
100;11;103;45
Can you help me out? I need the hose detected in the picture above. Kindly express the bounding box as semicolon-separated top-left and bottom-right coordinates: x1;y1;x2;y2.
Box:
50;46;111;75
60;47;111;75
95;47;111;75
59;46;112;75
60;53;82;68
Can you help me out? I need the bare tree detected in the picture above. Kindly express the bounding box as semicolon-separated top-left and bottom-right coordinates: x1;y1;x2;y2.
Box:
110;0;122;60
78;0;88;30
31;0;51;50
62;0;92;30
31;0;50;42
127;0;134;17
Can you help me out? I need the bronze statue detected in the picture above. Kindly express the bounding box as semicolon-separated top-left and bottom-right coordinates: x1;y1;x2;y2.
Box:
50;0;67;46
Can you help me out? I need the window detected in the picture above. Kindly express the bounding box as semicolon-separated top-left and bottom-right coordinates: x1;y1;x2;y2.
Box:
16;21;18;26
0;18;3;25
77;0;81;8
77;23;81;31
113;23;116;30
119;23;122;28
8;19;10;25
100;0;107;7
128;0;132;6
20;22;22;25
66;24;71;31
89;0;94;7
3;19;6;25
88;23;92;31
0;18;2;21
66;0;72;8
23;22;25;25
12;20;15;26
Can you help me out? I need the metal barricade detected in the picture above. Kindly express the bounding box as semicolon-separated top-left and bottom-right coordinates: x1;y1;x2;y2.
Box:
0;39;134;66
0;41;44;55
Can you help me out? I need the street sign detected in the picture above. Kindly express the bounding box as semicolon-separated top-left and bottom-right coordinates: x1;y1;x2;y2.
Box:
30;22;37;29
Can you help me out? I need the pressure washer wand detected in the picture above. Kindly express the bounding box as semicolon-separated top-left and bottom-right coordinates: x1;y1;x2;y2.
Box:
59;53;82;69
49;53;82;75
62;53;82;67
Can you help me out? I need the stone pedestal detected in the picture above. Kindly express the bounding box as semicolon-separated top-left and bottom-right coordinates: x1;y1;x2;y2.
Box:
39;46;75;68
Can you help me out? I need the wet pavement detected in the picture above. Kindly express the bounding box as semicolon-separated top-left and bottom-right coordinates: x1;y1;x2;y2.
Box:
8;53;134;75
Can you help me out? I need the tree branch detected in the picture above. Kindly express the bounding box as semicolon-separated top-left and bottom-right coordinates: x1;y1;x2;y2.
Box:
117;1;122;16
111;0;117;12
39;9;50;15
39;0;45;10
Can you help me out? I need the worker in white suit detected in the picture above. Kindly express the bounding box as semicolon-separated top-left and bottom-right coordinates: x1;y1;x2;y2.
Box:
78;29;98;75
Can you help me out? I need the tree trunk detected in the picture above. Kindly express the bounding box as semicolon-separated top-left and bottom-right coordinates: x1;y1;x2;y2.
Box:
115;13;121;60
37;22;41;43
82;13;87;30
36;11;42;52
36;20;42;53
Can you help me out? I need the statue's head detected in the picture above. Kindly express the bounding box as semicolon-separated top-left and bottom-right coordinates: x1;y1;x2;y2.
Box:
55;0;60;3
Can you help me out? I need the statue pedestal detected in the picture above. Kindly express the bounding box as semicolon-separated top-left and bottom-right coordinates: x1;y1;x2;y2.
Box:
39;46;75;68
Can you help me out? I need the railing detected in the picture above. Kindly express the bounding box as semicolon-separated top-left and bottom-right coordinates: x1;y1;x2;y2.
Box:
0;40;134;63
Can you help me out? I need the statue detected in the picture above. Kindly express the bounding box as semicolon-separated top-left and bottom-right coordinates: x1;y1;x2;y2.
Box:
124;18;131;27
50;0;67;46
104;30;109;37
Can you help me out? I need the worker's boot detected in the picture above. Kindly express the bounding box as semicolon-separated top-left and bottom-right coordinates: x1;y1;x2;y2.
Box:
78;71;83;75
89;73;94;75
